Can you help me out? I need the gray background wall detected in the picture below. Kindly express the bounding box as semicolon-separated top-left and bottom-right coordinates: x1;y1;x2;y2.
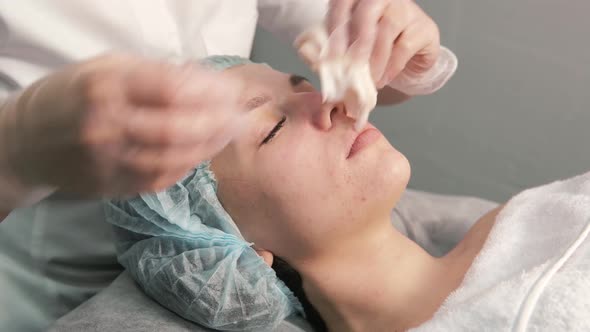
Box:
252;0;590;202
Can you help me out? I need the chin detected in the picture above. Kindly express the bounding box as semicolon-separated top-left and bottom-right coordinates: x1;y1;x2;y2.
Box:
343;150;410;224
353;138;411;208
361;142;411;208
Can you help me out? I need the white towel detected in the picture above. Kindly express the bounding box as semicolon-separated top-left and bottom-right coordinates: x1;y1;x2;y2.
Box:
412;171;590;331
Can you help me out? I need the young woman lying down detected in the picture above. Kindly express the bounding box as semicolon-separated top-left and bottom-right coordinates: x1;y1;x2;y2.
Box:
106;56;590;332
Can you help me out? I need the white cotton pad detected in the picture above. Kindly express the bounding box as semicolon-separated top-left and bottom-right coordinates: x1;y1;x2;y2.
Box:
295;26;377;131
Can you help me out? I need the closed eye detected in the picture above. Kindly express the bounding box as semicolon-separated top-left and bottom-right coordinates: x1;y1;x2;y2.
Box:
260;116;286;146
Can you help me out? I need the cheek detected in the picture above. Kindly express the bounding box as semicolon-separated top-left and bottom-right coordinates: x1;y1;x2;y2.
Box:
258;147;336;225
267;141;347;210
344;146;411;216
365;150;411;204
264;134;328;188
262;149;321;208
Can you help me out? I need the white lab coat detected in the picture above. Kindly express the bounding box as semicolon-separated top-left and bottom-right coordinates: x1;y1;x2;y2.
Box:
0;0;327;91
0;1;327;331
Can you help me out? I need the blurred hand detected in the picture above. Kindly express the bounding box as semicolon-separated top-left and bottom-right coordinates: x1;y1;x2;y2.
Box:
0;53;246;196
326;0;441;88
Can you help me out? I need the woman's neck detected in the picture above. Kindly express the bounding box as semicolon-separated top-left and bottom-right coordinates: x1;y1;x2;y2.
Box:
292;215;487;331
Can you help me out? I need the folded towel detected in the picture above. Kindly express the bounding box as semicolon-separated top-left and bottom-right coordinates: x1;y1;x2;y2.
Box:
413;171;590;331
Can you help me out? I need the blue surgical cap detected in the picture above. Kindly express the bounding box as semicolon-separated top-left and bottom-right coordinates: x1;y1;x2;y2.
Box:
199;54;252;71
105;56;302;331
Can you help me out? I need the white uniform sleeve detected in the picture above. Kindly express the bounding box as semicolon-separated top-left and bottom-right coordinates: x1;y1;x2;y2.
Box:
257;0;328;45
0;92;55;212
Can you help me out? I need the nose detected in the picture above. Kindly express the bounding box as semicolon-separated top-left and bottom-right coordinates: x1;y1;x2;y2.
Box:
283;92;346;131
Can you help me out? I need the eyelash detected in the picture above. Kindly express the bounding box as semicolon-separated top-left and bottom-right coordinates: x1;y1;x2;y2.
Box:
261;116;286;145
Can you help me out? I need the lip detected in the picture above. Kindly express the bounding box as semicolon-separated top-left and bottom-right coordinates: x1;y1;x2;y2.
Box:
346;125;382;159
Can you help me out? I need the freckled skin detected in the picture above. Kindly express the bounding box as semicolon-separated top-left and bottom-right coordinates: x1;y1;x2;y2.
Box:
211;63;411;259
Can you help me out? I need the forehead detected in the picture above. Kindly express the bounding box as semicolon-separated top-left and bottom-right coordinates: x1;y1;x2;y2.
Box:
227;63;292;94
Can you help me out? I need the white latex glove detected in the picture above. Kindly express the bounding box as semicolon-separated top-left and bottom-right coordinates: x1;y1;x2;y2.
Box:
0;53;246;210
325;0;443;87
296;0;457;130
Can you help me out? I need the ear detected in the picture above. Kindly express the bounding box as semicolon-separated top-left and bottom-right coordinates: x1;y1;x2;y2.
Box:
254;248;274;267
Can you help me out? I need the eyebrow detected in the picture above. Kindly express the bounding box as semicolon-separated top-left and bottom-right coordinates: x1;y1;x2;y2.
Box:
245;95;272;110
245;74;309;111
289;74;309;88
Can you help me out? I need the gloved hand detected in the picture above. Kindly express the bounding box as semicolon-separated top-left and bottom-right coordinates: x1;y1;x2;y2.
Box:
0;53;246;207
295;0;457;130
325;0;442;89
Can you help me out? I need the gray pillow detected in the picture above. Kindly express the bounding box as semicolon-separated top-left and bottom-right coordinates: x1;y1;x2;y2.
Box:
49;271;313;332
49;190;497;332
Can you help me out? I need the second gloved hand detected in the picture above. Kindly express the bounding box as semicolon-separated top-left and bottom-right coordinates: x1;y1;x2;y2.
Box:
296;0;457;130
0;53;246;197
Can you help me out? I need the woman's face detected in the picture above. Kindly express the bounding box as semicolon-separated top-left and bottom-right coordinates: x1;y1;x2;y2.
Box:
211;63;410;259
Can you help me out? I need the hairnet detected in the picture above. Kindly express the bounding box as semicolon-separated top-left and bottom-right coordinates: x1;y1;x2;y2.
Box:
104;56;303;331
199;54;252;71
